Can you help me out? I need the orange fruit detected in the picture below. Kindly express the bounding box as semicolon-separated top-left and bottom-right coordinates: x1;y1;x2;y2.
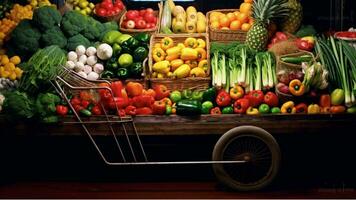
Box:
237;12;248;23
221;27;230;30
234;11;240;17
210;15;219;22
210;11;222;19
226;12;237;22
219;17;230;27
230;20;242;30
210;21;220;30
248;17;255;25
218;13;227;20
241;23;252;31
240;3;252;14
244;0;253;3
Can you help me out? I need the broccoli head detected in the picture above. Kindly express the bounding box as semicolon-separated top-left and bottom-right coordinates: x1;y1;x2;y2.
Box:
81;17;104;41
61;10;86;37
32;6;62;31
41;27;67;49
9;19;41;58
66;34;91;51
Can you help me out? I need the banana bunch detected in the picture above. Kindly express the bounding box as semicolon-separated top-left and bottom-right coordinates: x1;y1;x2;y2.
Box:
168;0;206;33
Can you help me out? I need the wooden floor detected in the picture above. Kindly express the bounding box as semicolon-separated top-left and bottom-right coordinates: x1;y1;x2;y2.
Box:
1;181;356;199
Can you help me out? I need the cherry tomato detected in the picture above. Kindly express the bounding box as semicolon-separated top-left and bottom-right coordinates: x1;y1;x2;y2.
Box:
144;12;156;23
136;19;146;29
96;7;107;17
139;9;146;17
101;1;113;10
126;10;139;20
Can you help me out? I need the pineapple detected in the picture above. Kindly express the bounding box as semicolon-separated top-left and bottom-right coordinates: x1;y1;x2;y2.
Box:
281;0;303;33
246;0;290;52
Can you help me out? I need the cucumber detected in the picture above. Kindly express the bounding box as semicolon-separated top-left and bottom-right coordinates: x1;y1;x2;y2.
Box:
280;55;313;64
176;99;202;116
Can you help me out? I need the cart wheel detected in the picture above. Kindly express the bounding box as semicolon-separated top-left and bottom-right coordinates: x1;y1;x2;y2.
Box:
212;126;281;191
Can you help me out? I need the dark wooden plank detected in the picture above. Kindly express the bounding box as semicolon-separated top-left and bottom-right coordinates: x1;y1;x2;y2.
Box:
0;114;355;136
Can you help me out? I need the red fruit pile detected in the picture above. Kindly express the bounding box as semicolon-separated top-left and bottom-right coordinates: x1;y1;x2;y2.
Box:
122;8;157;29
95;0;125;17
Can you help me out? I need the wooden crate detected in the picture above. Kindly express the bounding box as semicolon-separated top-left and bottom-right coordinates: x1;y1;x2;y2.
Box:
119;4;162;35
148;33;211;91
207;9;247;42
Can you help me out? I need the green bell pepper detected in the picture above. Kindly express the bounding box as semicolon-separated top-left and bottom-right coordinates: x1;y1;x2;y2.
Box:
182;89;192;99
101;70;115;79
112;43;122;56
122;37;139;51
106;57;119;71
202;87;216;102
222;106;234;114
133;46;148;62
134;33;150;45
191;90;203;102
130;62;143;78
117;68;130;79
176;99;202;116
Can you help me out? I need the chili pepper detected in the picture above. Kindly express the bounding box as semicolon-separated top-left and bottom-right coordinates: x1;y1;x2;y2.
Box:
233;98;250;114
181;48;198;60
210;107;222;115
295;103;308;113
271;107;281;114
246;90;264;107
125;105;137;116
56;105;68;116
320;107;331;114
161;37;174;50
258;103;270;114
152;47;166;62
91;105;102;115
307;104;320;114
246;107;259;115
216;90;231;107
222;106;234;114
347;106;356;114
330;105;346;114
289;79;305;96
80;109;92;117
319;94;331;108
281;101;296;114
202;87;216;102
229;86;244;100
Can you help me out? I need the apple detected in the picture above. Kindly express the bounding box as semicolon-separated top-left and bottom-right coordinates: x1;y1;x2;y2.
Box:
126;10;139;20
125;20;135;29
136;19;146;29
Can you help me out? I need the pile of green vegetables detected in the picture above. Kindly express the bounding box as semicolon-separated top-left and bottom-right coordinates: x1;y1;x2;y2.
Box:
6;6;118;59
211;42;277;93
315;36;356;107
2;45;66;122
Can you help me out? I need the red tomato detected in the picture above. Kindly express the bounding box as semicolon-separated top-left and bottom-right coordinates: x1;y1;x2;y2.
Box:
96;7;107;17
107;10;115;16
113;6;121;14
101;1;113;10
139;9;146;17
114;1;124;10
136;19;147;29
144;12;156;23
133;16;143;24
146;23;156;28
145;23;151;29
146;8;154;14
126;10;139;20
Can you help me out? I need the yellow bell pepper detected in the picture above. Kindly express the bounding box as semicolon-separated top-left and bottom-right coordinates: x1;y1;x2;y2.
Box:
177;43;185;50
190;67;206;77
165;54;180;61
161;37;174;50
181;48;198;61
281;101;296;114
173;64;191;78
152;60;170;74
196;39;206;48
166;46;181;56
185;60;198;68
289;79;305;96
195;48;207;61
307;104;320;114
184;37;198;48
152;47;166;62
171;59;184;71
246;107;259;115
198;60;208;73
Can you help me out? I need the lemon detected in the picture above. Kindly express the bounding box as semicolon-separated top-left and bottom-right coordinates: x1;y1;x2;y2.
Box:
89;2;95;9
74;6;81;11
1;55;9;65
80;10;87;15
79;1;88;8
85;7;91;13
10;56;21;65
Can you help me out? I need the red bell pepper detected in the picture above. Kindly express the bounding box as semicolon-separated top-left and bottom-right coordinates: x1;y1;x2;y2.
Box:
264;91;279;107
56;105;68;116
111;81;124;98
295;103;308;113
319;94;331;108
108;97;129;110
246;90;264;108
98;83;113;101
152;100;166;115
91;105;102;115
136;107;153;115
216;90;231;107
233;98;250;114
132;95;155;108
125;105;137;116
210;107;222;115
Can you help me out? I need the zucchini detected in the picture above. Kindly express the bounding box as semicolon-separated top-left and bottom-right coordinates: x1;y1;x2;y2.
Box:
176;99;202;115
280;55;313;64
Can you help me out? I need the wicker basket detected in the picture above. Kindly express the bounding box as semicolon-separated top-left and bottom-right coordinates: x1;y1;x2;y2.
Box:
149;33;211;91
119;4;162;35
207;9;247;42
95;8;126;23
